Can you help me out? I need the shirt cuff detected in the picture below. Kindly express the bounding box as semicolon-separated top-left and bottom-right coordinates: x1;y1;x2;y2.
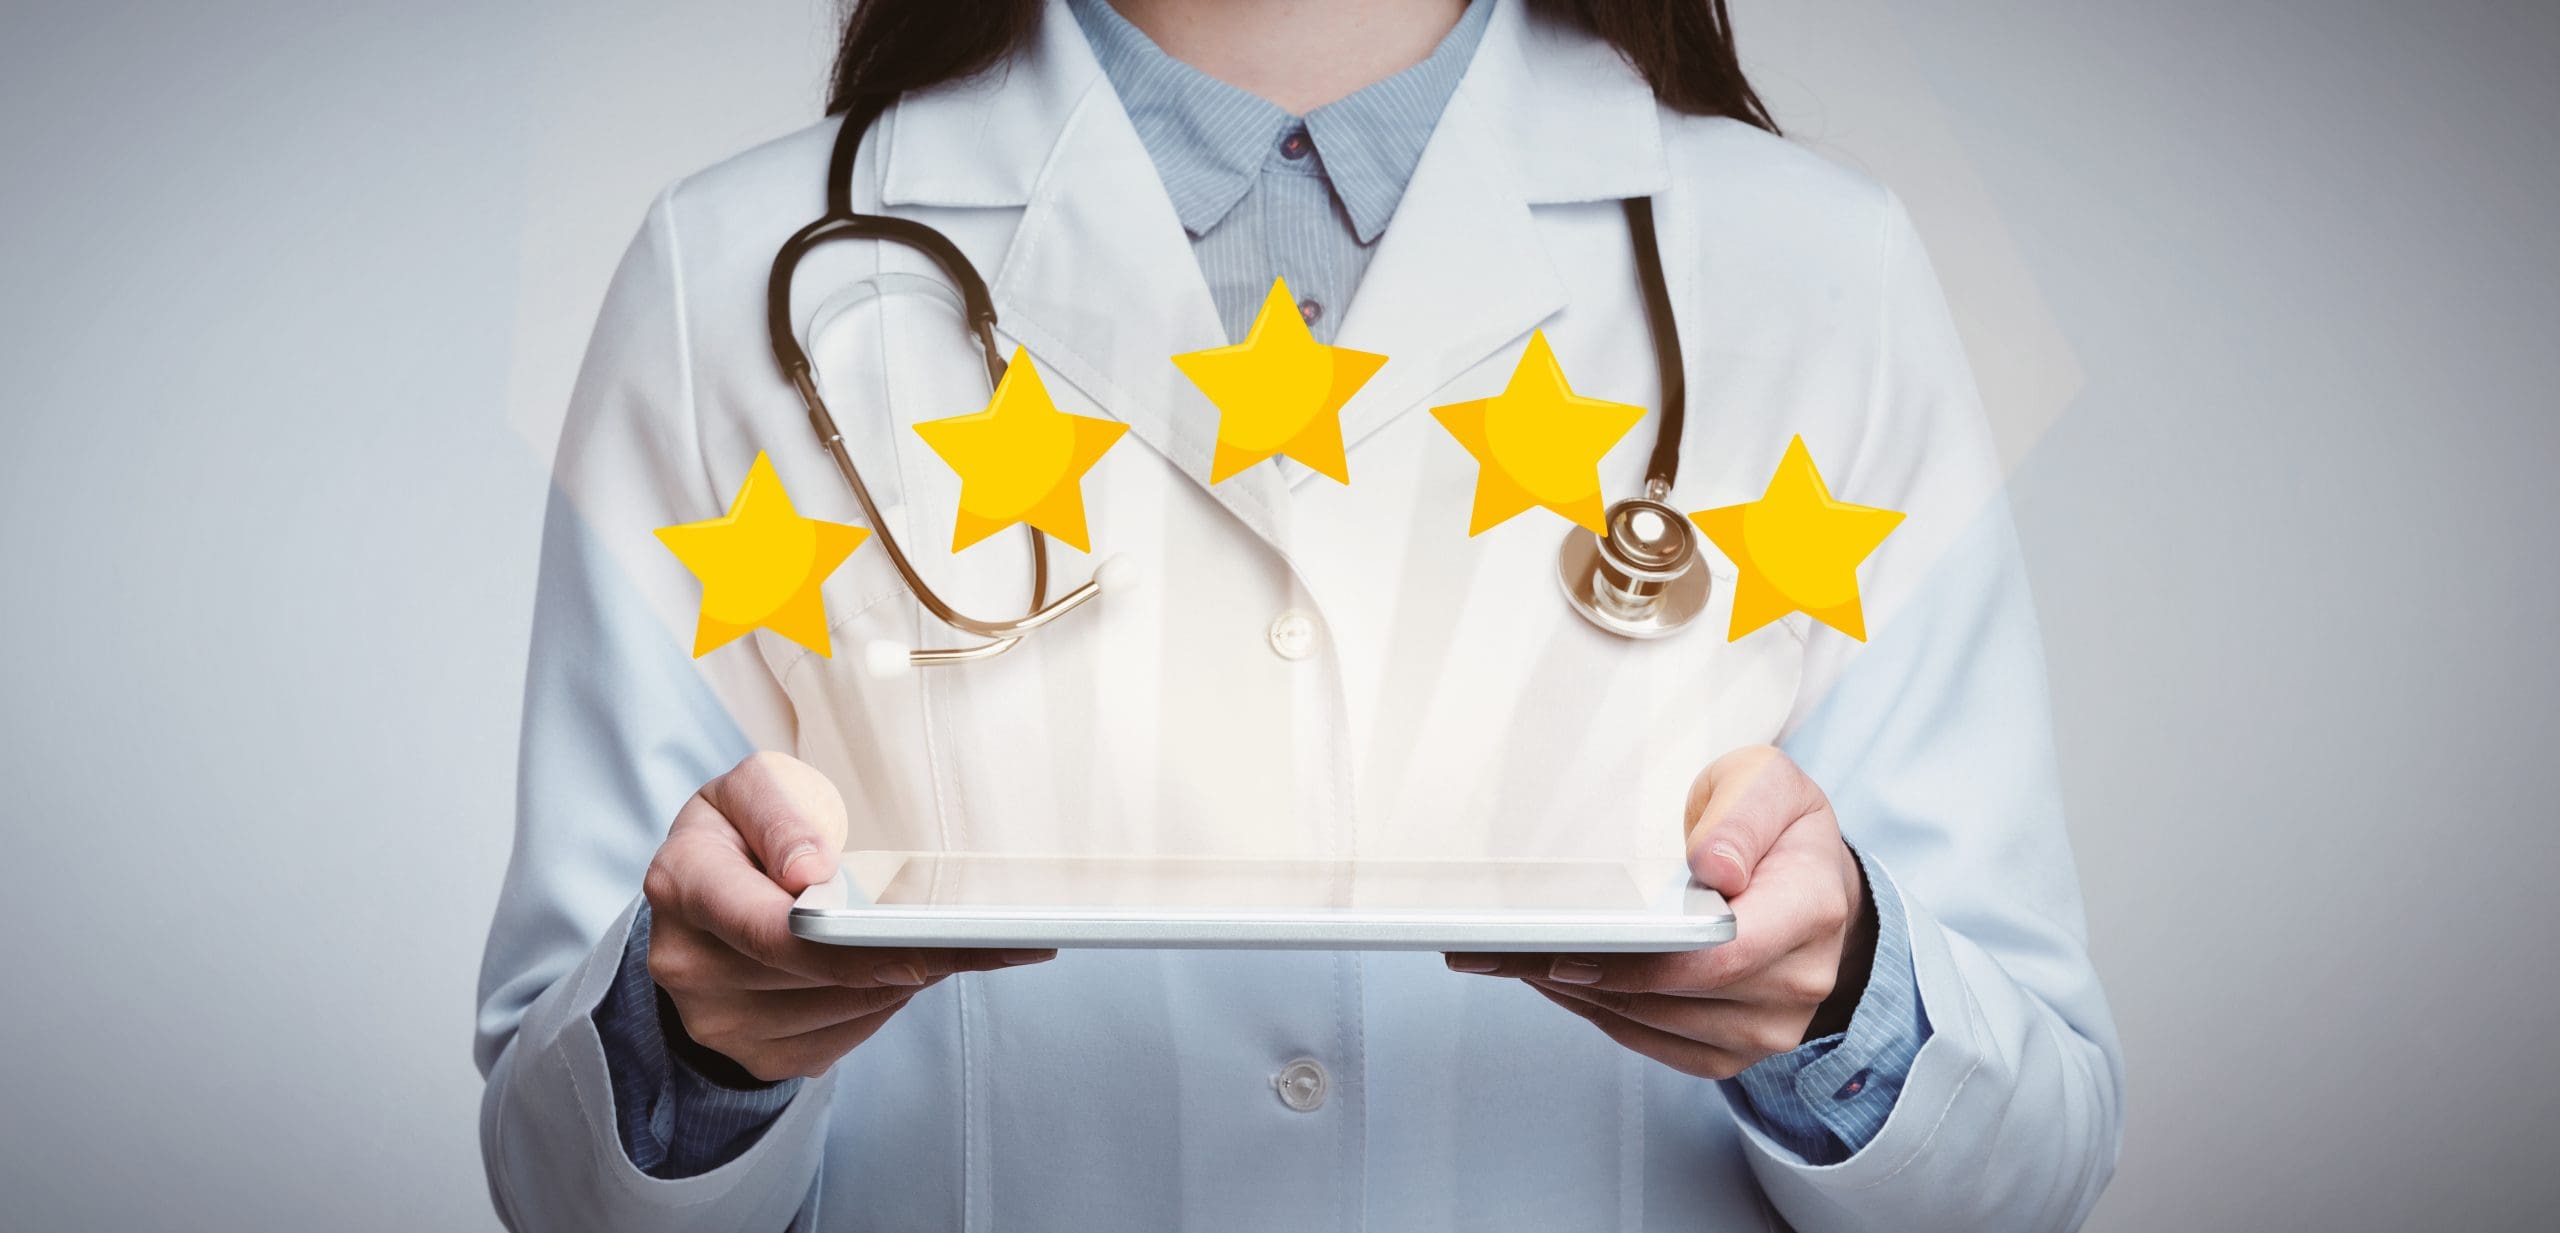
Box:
591;901;804;1178
1721;847;1931;1164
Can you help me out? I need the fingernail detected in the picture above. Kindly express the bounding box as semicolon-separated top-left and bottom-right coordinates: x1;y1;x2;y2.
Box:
874;962;925;986
1710;840;1744;873
777;841;821;882
1445;955;1499;973
1548;957;1604;985
1000;949;1056;966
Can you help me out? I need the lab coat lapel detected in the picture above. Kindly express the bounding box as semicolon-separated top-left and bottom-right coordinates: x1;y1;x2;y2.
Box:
1325;91;1563;478
983;82;1295;542
882;0;1293;544
1323;0;1668;482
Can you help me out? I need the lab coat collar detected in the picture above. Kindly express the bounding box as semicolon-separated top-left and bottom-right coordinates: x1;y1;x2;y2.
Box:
878;0;1667;532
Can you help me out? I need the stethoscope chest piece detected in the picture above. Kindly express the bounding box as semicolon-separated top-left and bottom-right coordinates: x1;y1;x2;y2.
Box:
1557;495;1712;639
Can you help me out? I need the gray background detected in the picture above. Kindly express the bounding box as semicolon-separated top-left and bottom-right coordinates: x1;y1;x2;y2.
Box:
1;1;2553;1229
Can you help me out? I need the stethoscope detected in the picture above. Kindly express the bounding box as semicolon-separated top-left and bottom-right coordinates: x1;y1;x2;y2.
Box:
768;103;1709;672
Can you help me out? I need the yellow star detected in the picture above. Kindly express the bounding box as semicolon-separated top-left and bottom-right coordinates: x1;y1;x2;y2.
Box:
1430;331;1645;534
1170;277;1384;484
913;347;1128;552
1689;436;1905;641
655;452;870;658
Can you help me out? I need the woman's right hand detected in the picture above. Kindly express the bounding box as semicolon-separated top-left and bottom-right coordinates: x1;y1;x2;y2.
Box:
642;752;1053;1082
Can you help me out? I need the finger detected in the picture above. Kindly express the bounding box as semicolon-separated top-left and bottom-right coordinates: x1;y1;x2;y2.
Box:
851;947;1057;987
677;981;931;1045
1646;944;1838;1007
651;919;1051;992
783;948;1045;988
756;1000;914;1081
1682;746;1824;896
701;751;851;894
1529;979;1810;1060
1446;932;1796;993
1446;880;1839;994
648;915;837;992
947;947;1059;974
1527;985;1755;1080
691;905;1042;990
657;896;1054;992
1445;950;1727;995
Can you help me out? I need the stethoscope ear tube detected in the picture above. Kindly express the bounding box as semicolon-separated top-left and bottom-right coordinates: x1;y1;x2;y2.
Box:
768;106;1110;667
769;216;1005;392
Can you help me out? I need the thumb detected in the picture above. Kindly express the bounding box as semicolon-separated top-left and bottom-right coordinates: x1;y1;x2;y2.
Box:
701;752;850;894
1682;746;1808;896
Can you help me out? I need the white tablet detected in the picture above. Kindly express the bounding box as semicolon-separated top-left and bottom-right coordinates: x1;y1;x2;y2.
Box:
789;851;1734;952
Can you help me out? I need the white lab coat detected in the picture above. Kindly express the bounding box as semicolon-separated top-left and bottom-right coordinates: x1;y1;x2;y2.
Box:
477;1;2123;1229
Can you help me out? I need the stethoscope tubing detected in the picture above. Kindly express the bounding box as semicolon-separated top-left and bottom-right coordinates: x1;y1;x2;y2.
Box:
769;106;1113;660
768;105;1698;664
1620;195;1685;499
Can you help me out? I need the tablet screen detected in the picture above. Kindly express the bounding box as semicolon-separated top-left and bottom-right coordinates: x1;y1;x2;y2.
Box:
843;853;1677;914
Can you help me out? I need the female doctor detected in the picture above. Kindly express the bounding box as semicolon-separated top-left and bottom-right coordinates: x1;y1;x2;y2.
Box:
476;0;2123;1229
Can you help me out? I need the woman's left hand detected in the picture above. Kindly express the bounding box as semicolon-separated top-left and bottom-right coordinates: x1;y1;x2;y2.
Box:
1445;745;1878;1080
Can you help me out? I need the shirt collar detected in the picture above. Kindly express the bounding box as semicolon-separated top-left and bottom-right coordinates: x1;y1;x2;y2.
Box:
1066;0;1494;244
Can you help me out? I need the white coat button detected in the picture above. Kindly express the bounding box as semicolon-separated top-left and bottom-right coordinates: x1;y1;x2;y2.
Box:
1266;609;1319;661
1272;1058;1329;1112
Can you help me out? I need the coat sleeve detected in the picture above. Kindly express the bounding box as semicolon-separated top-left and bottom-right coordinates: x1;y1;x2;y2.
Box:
473;186;834;1232
1744;194;2126;1231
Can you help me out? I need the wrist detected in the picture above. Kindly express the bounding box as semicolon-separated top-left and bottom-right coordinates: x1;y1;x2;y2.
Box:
653;981;791;1092
1803;844;1879;1042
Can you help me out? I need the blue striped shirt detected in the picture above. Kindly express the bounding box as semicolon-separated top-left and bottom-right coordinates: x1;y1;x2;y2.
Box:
1068;0;1494;346
593;0;1928;1177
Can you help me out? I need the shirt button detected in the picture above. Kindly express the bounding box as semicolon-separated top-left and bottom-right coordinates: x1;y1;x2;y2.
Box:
1832;1068;1872;1101
1278;127;1311;160
1272;1058;1329;1112
1266;609;1319;660
1297;298;1323;324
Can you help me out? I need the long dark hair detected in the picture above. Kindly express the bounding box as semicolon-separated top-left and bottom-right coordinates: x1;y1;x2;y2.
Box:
824;0;1776;134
